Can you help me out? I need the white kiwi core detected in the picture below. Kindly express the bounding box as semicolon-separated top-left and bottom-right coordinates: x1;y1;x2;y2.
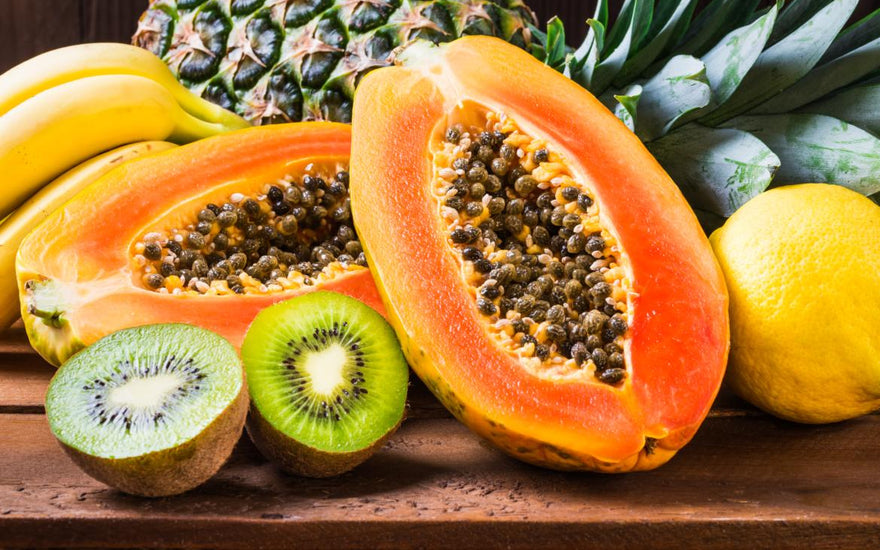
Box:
303;343;347;395
108;373;183;409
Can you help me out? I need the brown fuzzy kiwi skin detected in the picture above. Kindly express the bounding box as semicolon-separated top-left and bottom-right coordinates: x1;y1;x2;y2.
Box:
57;382;249;497
245;401;404;478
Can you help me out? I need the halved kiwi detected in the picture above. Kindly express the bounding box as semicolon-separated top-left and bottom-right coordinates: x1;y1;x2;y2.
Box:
242;291;408;477
45;324;247;497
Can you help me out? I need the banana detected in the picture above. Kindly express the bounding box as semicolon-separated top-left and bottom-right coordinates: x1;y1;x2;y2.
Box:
0;141;178;329
0;73;235;220
0;43;248;130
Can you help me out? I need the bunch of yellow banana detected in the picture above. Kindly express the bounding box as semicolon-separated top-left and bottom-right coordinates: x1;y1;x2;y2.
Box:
0;43;251;329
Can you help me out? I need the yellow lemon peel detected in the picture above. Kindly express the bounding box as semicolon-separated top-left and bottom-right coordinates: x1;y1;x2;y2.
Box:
711;184;880;424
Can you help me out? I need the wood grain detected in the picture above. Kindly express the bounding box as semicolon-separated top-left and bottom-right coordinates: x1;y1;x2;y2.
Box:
2;413;880;549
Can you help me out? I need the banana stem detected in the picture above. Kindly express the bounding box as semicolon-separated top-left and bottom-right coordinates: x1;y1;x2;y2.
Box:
171;88;251;131
168;109;240;143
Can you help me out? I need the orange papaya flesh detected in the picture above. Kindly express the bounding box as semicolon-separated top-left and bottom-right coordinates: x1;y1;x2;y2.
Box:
350;37;729;471
17;123;383;367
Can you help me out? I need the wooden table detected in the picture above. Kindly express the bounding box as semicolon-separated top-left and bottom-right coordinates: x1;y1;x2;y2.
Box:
1;325;879;549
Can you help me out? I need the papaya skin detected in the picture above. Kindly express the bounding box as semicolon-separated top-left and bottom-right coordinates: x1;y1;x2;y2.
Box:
350;37;728;472
16;123;385;367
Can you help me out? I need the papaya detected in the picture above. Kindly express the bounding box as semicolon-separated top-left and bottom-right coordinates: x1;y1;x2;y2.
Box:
17;123;383;367
349;37;729;472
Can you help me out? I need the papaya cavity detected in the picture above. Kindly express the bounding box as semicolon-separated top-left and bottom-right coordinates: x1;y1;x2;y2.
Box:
132;162;365;296
432;108;633;385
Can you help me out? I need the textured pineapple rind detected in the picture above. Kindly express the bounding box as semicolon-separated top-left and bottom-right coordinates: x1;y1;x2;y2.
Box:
135;0;537;125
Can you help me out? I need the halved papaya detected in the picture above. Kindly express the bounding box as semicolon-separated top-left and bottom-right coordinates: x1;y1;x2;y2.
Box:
17;123;383;366
350;37;729;472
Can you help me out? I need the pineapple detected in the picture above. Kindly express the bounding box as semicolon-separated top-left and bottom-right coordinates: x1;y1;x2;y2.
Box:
134;0;537;124
529;0;880;230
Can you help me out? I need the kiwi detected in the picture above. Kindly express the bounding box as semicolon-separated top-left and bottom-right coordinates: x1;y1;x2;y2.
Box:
241;291;408;477
45;324;247;497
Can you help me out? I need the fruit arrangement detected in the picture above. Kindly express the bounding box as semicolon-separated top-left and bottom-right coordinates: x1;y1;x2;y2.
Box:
2;0;880;496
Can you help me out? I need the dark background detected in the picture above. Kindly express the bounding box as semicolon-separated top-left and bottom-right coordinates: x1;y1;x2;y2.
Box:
1;1;878;72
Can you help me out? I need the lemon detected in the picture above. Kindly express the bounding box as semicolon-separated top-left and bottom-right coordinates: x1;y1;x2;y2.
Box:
710;184;880;423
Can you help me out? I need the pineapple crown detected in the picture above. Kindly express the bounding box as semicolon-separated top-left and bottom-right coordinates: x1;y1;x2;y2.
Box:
530;0;880;229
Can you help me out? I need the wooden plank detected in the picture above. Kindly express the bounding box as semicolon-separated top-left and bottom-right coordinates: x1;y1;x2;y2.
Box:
1;413;880;548
0;325;52;413
0;325;31;354
0;354;51;414
0;331;755;414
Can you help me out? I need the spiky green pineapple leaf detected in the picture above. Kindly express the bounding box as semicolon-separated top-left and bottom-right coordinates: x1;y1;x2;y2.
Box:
726;114;880;194
752;8;880;113
607;84;642;132
528;24;549;59
821;6;880;62
603;0;653;56
701;4;779;109
592;0;610;28
562;1;609;88
667;4;778;130
628;54;711;141
647;124;779;216
768;0;835;43
568;19;607;88
800;84;880;135
590;0;650;94
540;16;569;70
751;37;880;114
673;0;761;58
699;0;858;126
612;0;698;86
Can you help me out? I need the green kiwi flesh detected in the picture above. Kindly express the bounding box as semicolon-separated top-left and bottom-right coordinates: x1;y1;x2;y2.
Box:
242;291;408;477
45;324;247;497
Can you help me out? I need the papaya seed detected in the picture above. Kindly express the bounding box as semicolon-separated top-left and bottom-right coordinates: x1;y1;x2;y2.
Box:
143;273;164;289
491;158;509;176
598;368;626;385
560;186;579;202
571;342;588;366
477;298;497;315
446;126;462;144
467;164;488;183
577;193;593;211
514;175;538;196
465;202;484;218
